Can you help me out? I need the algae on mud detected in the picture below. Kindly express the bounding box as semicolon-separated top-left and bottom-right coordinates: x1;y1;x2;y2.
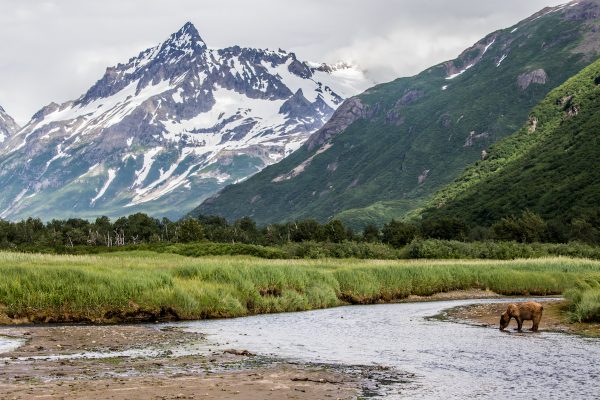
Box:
2;251;600;324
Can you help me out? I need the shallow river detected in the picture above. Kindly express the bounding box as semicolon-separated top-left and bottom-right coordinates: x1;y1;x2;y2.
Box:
178;298;600;399
0;336;22;354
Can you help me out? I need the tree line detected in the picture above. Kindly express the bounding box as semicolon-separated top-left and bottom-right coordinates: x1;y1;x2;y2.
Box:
0;208;598;250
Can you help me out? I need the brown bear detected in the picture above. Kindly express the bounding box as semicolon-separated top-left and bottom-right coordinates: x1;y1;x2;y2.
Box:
499;301;544;332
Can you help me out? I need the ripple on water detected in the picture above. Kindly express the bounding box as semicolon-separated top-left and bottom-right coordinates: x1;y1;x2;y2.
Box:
176;298;600;399
0;335;24;354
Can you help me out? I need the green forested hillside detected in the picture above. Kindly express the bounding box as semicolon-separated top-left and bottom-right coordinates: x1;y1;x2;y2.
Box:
421;57;600;226
194;1;600;228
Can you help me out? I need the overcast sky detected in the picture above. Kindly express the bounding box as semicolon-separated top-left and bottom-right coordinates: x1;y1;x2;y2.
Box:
0;0;566;124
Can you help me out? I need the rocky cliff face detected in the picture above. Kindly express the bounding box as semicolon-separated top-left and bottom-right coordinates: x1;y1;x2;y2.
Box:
0;105;19;144
193;0;600;228
0;22;372;220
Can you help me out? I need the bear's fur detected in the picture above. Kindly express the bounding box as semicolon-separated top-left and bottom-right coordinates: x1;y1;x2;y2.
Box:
499;301;544;332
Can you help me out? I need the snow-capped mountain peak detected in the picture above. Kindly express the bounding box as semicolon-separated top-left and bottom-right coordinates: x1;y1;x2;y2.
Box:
0;23;373;220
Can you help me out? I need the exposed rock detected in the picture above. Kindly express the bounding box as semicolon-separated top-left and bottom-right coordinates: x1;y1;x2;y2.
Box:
557;95;574;107
556;95;580;117
384;89;424;126
418;169;430;185
0;105;20;144
464;131;490;147
481;150;489;160
279;89;330;120
566;104;580;117
528;116;538;133
444;35;497;78
385;110;405;126
305;97;367;151
250;194;261;204
288;59;313;79
517;69;548;90
272;143;333;182
395;90;424;107
327;162;338;172
564;0;600;21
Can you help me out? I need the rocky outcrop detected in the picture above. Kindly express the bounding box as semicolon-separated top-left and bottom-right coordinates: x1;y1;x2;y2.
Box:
528;116;538;133
444;35;498;79
557;95;580;117
305;97;367;151
395;90;424;107
0;105;19;145
517;69;548;90
464;131;490;147
564;0;600;21
385;90;424;126
418;169;430;185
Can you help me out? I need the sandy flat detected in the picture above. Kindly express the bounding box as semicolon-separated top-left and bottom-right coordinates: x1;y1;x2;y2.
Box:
0;324;361;400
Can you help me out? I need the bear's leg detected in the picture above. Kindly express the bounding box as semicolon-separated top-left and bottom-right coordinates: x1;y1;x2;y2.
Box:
516;317;523;332
532;315;541;332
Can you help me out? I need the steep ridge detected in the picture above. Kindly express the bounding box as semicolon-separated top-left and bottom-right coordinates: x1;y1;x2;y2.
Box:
194;0;600;228
420;57;600;226
0;22;371;220
0;105;19;144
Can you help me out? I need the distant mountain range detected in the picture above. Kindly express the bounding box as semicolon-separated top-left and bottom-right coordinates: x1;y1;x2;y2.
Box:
0;22;371;220
194;0;600;228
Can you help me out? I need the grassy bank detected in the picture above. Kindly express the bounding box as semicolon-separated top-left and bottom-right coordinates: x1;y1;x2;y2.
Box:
1;251;600;324
565;285;600;323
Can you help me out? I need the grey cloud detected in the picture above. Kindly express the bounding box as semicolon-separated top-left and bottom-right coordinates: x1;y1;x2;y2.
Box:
0;0;566;123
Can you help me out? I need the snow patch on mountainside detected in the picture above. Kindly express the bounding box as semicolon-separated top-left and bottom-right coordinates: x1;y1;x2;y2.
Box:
91;168;117;206
0;22;374;220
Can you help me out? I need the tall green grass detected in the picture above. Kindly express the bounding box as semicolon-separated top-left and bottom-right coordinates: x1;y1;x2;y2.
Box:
1;251;600;323
564;279;600;323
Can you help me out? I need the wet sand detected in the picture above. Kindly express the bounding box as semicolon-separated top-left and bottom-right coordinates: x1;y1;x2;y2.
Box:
442;300;600;337
0;325;363;399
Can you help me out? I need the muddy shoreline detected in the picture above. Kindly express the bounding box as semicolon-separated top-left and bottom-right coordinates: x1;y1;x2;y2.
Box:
0;324;409;399
3;292;597;399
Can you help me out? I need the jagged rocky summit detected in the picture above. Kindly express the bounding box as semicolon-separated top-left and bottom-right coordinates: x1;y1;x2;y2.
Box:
0;22;372;220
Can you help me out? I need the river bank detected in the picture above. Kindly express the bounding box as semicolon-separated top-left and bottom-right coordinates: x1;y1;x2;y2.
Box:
0;324;375;399
441;300;600;337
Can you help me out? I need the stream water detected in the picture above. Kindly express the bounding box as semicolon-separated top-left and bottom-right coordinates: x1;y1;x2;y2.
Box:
0;336;22;354
177;298;600;399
